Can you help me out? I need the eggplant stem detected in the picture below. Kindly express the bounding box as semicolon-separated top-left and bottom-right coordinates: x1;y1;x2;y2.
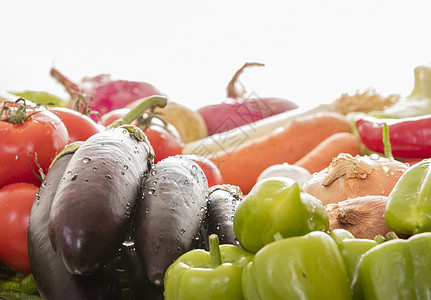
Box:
108;96;168;129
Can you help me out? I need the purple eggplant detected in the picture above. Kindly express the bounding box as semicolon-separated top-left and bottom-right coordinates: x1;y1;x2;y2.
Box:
204;184;243;248
120;243;164;300
133;155;208;286
28;144;121;299
48;126;153;275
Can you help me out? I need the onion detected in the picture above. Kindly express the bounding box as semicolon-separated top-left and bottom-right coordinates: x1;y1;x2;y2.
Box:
326;195;393;239
302;153;409;205
197;62;298;135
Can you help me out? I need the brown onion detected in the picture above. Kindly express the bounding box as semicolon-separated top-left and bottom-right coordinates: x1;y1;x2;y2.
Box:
326;195;393;239
302;153;409;205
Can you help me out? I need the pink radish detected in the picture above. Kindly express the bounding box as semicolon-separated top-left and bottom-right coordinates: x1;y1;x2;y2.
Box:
197;62;298;135
50;67;165;121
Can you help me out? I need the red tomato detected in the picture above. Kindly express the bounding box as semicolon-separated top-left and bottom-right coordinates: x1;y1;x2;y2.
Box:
0;108;70;188
145;125;183;163
0;183;39;274
99;108;183;163
184;154;224;187
50;107;104;142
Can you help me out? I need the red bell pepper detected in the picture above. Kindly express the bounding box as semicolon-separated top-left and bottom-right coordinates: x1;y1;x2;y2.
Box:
355;114;431;159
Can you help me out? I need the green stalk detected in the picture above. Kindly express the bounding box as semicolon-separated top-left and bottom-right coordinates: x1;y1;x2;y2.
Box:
0;273;38;294
382;123;393;158
273;232;284;241
385;231;399;241
0;289;41;300
374;235;386;244
209;234;222;267
108;96;167;129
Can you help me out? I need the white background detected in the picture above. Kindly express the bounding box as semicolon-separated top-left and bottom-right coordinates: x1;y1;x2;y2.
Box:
1;1;431;110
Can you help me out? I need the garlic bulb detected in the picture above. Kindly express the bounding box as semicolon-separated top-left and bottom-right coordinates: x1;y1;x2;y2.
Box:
302;153;409;205
257;163;312;189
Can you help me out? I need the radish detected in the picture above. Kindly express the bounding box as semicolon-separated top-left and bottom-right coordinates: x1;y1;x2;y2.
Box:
197;62;298;135
50;67;165;121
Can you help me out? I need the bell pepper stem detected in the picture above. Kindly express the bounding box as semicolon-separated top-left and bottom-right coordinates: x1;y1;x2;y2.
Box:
385;231;399;240
108;96;168;129
209;234;222;267
273;232;284;241
374;235;386;244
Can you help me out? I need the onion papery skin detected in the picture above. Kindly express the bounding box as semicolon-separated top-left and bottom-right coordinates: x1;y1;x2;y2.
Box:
326;195;394;239
302;153;409;205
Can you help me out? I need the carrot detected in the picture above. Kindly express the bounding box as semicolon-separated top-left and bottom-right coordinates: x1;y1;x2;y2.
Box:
183;88;399;156
207;112;352;194
294;132;361;174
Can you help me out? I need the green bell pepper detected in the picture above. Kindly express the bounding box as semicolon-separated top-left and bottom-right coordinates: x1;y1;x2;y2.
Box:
328;229;377;285
164;234;254;300
234;177;329;253
385;158;431;235
242;231;352;300
352;232;431;300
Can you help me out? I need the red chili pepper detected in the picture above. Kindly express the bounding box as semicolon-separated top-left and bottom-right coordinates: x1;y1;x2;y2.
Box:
356;114;431;159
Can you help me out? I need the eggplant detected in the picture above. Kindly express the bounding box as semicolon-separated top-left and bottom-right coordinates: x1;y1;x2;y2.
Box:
48;125;153;275
120;243;164;300
28;144;122;299
133;155;209;286
203;184;243;249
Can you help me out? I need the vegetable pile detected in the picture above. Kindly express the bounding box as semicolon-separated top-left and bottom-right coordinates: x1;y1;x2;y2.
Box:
1;61;431;299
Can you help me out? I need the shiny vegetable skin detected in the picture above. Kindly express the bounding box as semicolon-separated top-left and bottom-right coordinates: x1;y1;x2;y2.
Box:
28;146;121;299
355;113;431;159
352;232;431;300
385;158;431;235
242;231;352;300
203;184;243;249
133;156;209;286
120;244;164;300
48;125;153;275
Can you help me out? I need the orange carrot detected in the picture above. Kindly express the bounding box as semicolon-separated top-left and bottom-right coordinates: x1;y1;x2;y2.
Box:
207;112;352;194
294;132;361;174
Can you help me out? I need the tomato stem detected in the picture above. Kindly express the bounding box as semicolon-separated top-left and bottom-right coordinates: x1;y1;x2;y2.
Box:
0;99;38;124
27;153;45;182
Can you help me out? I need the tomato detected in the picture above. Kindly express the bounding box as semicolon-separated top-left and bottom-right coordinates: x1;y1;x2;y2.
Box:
0;183;39;274
50;107;104;142
0;107;70;188
99;108;183;163
144;125;183;163
184;154;224;187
